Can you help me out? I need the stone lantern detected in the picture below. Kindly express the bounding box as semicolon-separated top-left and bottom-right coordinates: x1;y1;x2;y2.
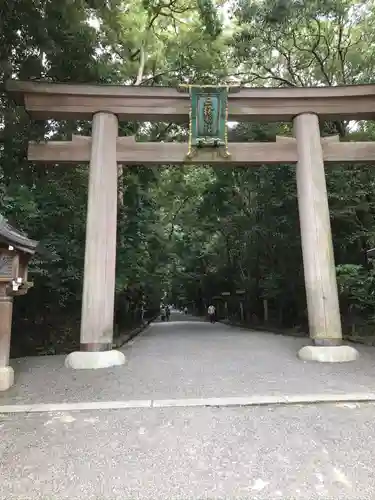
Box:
0;215;39;391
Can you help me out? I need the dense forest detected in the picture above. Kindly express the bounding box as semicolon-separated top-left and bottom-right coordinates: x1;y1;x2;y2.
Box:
2;0;375;357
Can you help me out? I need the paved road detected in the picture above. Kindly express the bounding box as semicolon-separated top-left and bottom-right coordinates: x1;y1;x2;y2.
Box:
1;402;375;499
2;314;375;499
2;313;375;405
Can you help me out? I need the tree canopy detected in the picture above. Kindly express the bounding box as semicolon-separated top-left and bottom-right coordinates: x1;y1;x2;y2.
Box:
2;0;375;356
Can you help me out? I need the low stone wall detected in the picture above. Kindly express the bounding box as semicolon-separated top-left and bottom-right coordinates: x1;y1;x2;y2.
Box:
219;317;374;347
112;314;158;349
218;318;308;338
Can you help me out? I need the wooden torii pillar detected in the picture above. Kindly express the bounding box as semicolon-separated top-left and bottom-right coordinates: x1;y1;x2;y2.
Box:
292;115;358;362
65;112;126;369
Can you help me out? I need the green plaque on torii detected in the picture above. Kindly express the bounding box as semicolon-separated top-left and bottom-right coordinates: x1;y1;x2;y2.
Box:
177;84;241;160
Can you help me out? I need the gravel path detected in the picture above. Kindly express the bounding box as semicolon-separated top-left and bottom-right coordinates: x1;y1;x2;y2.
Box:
1;402;375;499
1;313;375;405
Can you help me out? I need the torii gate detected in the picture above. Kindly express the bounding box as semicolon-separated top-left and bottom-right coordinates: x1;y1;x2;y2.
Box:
7;80;375;369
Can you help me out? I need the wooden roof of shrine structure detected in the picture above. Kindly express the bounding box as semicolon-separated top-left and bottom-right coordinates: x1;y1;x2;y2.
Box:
0;215;39;255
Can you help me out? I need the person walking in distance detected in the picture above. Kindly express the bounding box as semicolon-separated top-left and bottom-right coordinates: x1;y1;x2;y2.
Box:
208;304;216;323
160;304;166;321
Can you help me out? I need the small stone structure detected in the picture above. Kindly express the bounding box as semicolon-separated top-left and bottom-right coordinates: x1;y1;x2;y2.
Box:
0;215;39;390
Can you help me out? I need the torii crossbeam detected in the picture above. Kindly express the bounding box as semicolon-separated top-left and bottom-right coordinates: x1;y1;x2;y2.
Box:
28;134;375;165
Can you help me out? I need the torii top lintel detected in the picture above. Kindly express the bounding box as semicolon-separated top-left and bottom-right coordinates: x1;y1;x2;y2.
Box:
6;79;375;122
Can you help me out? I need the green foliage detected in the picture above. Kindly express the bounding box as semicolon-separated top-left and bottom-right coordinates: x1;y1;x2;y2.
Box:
0;0;231;356
197;0;223;38
336;264;375;315
3;0;375;356
232;0;375;89
161;0;375;332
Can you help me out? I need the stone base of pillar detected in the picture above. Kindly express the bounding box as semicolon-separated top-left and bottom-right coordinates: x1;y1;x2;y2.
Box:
65;350;126;370
0;366;14;391
313;338;342;346
298;345;359;363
